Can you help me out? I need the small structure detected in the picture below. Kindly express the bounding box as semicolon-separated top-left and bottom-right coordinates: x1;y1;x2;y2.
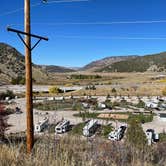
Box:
108;125;126;141
82;102;90;109
5;97;10;101
55;120;70;134
34;117;49;132
158;113;166;122
98;102;106;109
83;119;98;137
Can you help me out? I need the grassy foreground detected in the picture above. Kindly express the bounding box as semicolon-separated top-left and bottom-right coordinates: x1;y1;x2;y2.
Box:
0;135;166;166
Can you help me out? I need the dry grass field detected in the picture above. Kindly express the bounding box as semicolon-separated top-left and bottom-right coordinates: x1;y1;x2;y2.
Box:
1;135;166;166
49;72;166;96
1;71;165;96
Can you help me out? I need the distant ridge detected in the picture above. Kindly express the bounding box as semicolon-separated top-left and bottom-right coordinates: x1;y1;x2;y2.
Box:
41;65;75;73
97;52;166;72
81;55;137;71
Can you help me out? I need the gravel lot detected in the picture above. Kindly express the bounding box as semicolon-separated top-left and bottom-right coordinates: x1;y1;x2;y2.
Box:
5;97;166;135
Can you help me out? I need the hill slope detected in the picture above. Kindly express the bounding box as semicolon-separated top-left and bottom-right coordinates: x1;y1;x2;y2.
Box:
97;52;166;72
81;56;137;71
41;65;75;73
0;43;75;84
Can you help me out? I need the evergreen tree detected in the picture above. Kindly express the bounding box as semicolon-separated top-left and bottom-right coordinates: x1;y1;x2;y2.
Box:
126;118;147;149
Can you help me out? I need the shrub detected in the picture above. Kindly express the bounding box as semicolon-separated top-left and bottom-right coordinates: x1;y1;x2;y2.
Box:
0;90;15;100
0;103;9;140
11;76;25;85
162;87;166;96
49;86;61;94
112;88;117;93
136;100;145;108
70;74;102;80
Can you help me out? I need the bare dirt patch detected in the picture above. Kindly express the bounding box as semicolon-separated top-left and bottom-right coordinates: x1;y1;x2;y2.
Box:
98;113;129;120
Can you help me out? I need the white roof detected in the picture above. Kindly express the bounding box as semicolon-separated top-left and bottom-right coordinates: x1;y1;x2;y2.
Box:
56;120;70;128
83;119;98;130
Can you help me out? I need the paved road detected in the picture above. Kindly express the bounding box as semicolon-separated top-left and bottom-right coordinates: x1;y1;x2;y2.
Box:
142;116;166;133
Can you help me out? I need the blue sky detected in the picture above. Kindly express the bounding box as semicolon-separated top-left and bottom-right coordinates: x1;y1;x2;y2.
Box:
1;0;166;67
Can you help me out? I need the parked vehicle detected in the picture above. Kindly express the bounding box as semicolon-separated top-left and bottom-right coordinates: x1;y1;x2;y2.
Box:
15;107;22;114
146;129;159;145
108;125;126;141
83;119;98;137
34;117;49;132
55;120;70;134
145;102;158;109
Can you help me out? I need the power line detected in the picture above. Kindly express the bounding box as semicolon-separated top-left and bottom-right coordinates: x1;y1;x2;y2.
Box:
0;2;41;17
29;20;166;26
8;19;166;28
0;0;90;17
44;0;90;4
53;35;166;40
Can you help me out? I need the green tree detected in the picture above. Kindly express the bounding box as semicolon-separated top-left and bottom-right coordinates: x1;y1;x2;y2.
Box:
126;118;147;149
111;88;117;93
136;100;145;108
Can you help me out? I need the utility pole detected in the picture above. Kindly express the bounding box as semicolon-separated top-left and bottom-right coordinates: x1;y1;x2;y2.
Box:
8;1;48;154
25;0;33;154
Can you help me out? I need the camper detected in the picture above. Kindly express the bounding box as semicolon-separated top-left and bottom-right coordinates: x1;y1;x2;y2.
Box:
108;125;126;141
34;117;49;132
145;101;158;109
83;119;98;137
146;129;159;145
55;120;70;134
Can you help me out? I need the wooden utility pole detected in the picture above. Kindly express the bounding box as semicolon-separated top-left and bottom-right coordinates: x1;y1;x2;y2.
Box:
24;0;34;154
7;1;48;154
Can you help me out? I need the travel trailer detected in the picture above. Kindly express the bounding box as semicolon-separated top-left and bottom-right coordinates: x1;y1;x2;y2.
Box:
34;117;49;132
108;125;126;141
146;129;159;145
55;120;70;134
83;119;98;137
145;101;158;109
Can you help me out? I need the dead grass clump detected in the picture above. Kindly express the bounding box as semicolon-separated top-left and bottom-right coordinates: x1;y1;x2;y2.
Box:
0;135;166;166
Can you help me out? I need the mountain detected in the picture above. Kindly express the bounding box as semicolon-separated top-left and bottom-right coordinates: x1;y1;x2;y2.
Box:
81;56;137;71
41;65;75;73
0;43;50;84
97;52;166;72
0;43;75;84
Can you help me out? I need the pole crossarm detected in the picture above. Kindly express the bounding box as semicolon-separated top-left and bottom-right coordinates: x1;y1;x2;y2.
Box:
7;27;48;51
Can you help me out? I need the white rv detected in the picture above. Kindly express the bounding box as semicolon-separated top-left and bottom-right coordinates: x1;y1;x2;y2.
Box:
34;117;49;132
83;119;98;137
55;120;70;134
145;101;158;109
108;125;126;141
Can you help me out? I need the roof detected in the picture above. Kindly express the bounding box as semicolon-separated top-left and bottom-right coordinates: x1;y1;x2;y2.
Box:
159;113;166;118
83;119;98;130
56;120;70;128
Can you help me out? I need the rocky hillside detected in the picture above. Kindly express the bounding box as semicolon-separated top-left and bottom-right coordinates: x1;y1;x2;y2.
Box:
97;52;166;72
0;43;74;84
81;56;137;71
